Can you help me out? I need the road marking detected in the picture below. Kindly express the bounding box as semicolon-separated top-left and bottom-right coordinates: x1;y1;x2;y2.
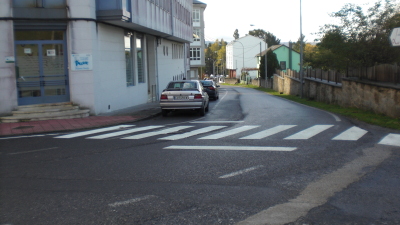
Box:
236;146;392;225
164;146;297;151
0;134;46;140
122;126;193;139
284;125;334;140
219;165;264;179
54;125;135;139
199;125;259;139
190;121;244;123
378;133;400;147
87;126;164;139
240;125;297;139
8;147;59;155
158;126;226;140
332;126;368;140
108;195;156;207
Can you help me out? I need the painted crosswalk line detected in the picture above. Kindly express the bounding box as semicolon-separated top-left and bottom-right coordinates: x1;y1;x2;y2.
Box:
199;125;260;139
164;145;297;151
87;126;164;139
378;134;400;147
284;125;334;140
158;126;226;140
240;125;297;139
332;126;368;140
122;126;193;139
54;125;135;139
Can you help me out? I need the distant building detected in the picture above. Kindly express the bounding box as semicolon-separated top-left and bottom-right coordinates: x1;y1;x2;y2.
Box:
189;0;207;80
257;44;301;72
0;0;193;116
226;35;267;79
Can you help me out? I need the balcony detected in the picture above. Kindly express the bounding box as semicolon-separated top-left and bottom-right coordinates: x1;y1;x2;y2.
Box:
96;0;131;22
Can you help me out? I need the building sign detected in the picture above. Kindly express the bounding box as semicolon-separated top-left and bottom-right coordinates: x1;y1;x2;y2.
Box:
47;49;56;56
5;56;15;63
71;54;93;71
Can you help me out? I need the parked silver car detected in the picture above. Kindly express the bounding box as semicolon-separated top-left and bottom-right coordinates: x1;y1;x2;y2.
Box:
160;80;209;116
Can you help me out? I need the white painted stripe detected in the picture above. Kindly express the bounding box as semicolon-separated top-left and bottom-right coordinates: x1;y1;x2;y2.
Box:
122;126;193;139
164;146;297;151
54;125;135;139
219;165;264;179
0;135;46;140
190;121;244;123
240;125;297;139
284;125;334;140
8;147;59;155
158;126;226;140
332;126;368;140
108;195;155;207
199;125;259;139
87;126;164;139
378;133;400;147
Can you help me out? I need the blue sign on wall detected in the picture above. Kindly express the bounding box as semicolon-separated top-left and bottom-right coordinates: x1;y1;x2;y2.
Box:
71;54;93;71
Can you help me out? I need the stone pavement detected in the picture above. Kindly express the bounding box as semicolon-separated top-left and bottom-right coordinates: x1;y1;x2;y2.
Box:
0;102;161;137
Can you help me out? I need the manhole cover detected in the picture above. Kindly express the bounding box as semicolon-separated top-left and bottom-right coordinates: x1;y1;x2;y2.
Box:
13;126;35;130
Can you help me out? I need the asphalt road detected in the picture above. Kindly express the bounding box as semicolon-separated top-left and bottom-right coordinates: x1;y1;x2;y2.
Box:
1;86;399;225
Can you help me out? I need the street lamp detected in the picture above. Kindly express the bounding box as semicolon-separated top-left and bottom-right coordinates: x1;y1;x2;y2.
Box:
233;40;244;80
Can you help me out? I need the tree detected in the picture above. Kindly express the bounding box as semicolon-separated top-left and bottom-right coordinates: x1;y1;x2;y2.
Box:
259;50;280;79
204;39;228;75
233;29;239;40
315;0;400;69
249;29;281;47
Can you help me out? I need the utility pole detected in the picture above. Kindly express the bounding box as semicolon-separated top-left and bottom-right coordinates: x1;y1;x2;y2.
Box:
300;0;304;98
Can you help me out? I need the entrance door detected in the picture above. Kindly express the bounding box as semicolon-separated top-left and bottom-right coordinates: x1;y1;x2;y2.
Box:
15;41;69;105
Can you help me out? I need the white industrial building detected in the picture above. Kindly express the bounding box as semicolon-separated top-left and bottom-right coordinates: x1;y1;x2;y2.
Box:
0;0;194;117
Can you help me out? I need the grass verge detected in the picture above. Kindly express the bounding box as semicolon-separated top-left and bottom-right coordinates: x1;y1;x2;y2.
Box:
222;83;400;130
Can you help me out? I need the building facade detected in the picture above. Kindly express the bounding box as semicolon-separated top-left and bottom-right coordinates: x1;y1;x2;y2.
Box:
188;0;206;80
257;44;301;72
226;35;267;79
0;0;193;116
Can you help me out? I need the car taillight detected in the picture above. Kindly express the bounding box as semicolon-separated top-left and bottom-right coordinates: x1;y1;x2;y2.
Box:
194;94;202;99
208;87;215;90
160;94;168;99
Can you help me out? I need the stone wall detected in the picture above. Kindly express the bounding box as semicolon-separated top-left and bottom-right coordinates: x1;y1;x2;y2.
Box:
273;74;400;118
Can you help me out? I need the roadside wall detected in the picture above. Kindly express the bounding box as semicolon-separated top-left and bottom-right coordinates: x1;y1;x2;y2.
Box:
273;74;400;118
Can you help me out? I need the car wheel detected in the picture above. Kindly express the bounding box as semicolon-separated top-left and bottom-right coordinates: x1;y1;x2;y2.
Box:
199;104;206;116
205;101;209;112
162;109;169;117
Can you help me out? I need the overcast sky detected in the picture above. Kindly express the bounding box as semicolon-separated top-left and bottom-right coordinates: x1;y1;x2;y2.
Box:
203;0;399;43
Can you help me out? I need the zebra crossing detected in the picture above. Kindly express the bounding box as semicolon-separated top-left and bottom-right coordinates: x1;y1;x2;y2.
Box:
53;124;375;142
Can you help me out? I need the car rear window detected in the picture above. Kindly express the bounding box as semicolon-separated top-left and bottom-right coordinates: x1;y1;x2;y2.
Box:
167;82;197;89
200;81;213;86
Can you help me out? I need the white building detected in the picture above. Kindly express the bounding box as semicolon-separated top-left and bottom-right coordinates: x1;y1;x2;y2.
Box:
189;0;207;80
0;0;193;116
226;35;267;79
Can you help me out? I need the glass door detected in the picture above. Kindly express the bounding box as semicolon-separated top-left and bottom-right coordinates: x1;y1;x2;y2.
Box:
15;41;69;105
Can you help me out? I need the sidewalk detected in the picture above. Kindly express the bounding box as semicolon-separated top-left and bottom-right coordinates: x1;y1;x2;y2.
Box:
0;102;161;137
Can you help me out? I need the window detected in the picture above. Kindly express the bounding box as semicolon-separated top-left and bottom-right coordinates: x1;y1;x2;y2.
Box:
190;47;201;61
172;44;183;59
192;9;200;23
125;33;134;86
280;61;287;70
136;35;145;83
193;28;200;42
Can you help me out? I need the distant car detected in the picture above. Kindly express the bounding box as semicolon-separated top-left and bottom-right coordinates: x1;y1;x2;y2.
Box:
160;80;209;116
200;80;220;100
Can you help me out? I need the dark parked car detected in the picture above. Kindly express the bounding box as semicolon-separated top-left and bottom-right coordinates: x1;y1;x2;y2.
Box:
160;80;209;116
200;80;220;100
